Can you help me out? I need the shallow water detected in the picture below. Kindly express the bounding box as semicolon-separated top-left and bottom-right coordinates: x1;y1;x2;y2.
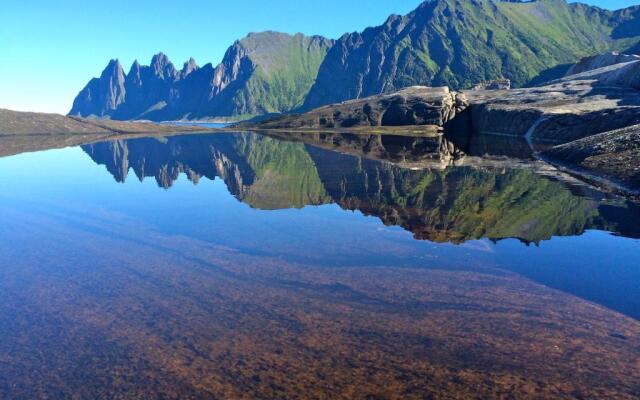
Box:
0;132;639;399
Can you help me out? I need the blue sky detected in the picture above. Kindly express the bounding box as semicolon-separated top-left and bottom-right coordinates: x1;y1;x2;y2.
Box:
0;0;636;114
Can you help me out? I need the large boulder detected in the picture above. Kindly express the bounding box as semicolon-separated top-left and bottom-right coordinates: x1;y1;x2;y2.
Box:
247;86;463;130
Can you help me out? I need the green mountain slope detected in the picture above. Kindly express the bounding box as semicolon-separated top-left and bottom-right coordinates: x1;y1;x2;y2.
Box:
202;32;334;118
306;145;613;244
303;0;640;109
229;134;331;209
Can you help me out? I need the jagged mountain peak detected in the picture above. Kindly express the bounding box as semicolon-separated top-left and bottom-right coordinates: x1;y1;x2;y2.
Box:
99;59;125;79
150;52;178;80
181;58;199;78
105;58;122;68
68;58;126;118
150;52;170;65
183;57;197;68
128;60;141;76
201;30;333;116
127;60;143;88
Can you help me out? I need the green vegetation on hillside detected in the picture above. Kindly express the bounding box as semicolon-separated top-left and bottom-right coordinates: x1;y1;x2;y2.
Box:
317;156;607;243
205;32;333;118
304;0;640;108
231;134;331;209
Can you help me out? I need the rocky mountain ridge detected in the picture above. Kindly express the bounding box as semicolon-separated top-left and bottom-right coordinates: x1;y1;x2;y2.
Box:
70;32;333;121
70;0;640;121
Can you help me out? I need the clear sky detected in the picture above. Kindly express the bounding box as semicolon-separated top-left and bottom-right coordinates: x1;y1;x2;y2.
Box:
0;0;636;114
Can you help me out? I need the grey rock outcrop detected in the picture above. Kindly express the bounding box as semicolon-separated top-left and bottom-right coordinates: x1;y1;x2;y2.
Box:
565;52;640;76
247;86;462;130
544;124;640;190
555;57;640;91
452;58;640;142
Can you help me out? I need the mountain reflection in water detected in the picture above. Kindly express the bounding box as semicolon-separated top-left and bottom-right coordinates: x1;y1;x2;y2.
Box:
82;132;640;244
0;131;639;399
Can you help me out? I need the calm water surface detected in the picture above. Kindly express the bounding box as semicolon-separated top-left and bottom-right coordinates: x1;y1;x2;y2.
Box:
0;132;638;399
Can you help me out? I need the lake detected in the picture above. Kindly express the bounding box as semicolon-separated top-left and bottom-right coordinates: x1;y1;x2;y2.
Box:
0;131;639;399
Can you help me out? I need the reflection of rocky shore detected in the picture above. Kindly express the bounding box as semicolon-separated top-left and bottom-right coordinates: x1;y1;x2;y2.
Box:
306;144;640;243
264;130;464;169
82;132;640;244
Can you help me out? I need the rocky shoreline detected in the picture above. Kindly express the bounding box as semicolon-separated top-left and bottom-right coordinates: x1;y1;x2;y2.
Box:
543;124;640;195
242;53;640;195
2;52;640;196
240;86;464;130
0;109;217;136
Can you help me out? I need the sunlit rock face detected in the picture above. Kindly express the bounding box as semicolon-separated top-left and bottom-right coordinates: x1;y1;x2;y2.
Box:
69;59;127;118
565;52;640;76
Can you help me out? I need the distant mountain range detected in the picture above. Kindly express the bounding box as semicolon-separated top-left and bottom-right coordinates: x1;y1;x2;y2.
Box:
70;0;640;121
